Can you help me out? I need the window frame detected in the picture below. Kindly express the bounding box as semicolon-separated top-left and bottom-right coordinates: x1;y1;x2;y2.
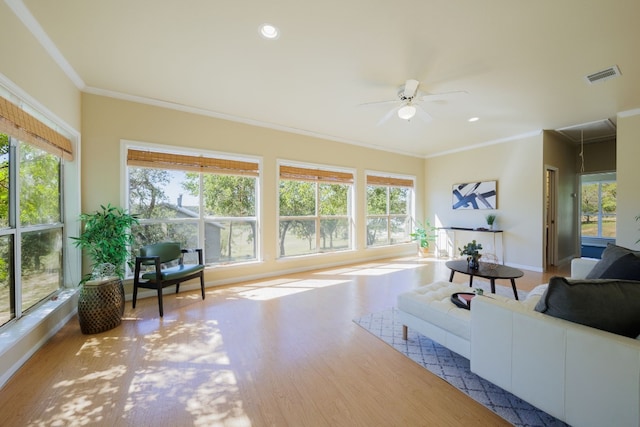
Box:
365;172;415;248
580;171;616;244
0;87;79;330
277;160;355;259
123;141;262;269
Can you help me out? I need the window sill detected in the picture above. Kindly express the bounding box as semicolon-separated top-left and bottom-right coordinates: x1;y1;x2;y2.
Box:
0;288;78;387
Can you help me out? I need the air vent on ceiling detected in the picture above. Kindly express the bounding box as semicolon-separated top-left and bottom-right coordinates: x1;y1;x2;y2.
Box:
584;65;622;84
556;119;616;143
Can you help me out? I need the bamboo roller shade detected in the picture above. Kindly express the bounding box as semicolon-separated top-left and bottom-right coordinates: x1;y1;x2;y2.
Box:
366;175;414;187
280;165;354;184
0;96;73;161
127;149;259;176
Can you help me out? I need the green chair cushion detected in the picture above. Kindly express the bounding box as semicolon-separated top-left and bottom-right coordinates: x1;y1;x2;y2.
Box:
142;264;204;282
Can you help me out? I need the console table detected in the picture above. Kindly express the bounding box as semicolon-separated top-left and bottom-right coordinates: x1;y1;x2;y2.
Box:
436;227;504;264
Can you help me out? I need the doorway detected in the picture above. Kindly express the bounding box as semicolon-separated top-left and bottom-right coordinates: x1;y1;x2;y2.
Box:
545;167;558;268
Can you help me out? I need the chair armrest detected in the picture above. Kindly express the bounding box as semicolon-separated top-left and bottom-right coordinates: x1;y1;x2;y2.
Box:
134;255;162;281
181;248;204;264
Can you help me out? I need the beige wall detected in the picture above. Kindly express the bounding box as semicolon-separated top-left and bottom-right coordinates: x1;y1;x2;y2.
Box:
543;130;579;265
0;2;81;130
616;112;640;249
81;93;424;288
424;134;545;270
582;139;616;173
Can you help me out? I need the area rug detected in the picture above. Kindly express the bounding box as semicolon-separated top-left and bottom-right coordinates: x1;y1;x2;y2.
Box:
354;305;568;427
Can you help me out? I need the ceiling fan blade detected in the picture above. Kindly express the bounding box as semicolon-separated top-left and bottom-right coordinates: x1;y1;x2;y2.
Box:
376;105;402;126
421;90;468;101
403;79;420;98
415;106;433;123
358;99;401;107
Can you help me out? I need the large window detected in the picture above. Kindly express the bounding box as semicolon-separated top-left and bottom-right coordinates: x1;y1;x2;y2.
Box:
581;172;616;239
0;95;72;327
366;174;413;247
127;148;260;266
278;164;353;257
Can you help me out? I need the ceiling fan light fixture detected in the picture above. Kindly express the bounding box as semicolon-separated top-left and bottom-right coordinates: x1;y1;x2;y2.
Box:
398;104;417;120
259;23;279;39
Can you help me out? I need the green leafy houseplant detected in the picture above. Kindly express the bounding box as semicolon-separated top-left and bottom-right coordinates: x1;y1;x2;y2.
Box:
410;219;437;249
459;239;483;269
71;204;139;283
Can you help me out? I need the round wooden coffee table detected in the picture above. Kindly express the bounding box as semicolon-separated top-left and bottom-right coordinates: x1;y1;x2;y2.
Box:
445;259;524;300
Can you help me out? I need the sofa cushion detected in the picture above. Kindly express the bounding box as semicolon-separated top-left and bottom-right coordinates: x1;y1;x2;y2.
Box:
534;276;640;338
397;281;473;340
585;243;640;279
598;253;640;281
521;283;548;309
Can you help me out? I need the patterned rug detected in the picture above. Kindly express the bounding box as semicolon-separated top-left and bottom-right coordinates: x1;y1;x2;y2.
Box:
354;307;568;427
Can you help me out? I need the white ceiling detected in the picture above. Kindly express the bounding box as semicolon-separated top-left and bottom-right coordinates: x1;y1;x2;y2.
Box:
13;0;640;157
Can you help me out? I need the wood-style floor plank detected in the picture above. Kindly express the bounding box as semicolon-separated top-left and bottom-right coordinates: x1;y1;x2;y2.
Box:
0;256;568;426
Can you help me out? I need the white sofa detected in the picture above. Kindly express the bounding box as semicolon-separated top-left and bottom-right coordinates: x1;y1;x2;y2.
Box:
397;258;640;427
471;257;640;427
397;281;516;359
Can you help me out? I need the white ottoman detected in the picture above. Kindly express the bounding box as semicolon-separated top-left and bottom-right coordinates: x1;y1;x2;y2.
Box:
397;281;513;359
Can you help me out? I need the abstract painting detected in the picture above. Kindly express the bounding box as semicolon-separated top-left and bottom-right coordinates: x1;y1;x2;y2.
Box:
452;181;497;210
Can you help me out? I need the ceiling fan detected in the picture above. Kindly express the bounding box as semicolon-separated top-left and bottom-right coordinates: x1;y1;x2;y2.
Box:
362;79;467;126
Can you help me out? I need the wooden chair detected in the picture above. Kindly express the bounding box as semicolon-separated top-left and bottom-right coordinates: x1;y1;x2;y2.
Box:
132;242;205;317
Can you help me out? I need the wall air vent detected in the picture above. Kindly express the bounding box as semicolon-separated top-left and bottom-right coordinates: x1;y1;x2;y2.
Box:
584;65;622;84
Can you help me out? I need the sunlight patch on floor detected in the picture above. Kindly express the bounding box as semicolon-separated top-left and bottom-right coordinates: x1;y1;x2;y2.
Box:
237;278;350;300
314;259;432;276
340;263;425;276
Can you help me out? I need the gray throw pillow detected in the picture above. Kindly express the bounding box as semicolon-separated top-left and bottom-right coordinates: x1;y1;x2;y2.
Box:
585;243;640;279
599;253;640;281
534;276;640;338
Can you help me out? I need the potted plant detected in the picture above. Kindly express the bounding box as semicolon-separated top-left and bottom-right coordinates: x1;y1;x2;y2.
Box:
485;214;496;230
459;239;483;269
410;219;438;256
71;204;139;334
71;204;139;282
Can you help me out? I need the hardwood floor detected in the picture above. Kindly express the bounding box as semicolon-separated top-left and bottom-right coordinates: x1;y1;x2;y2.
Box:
0;256;569;426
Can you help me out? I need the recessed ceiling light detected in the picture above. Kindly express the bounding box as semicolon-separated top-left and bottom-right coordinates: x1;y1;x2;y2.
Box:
468;117;479;122
259;24;279;40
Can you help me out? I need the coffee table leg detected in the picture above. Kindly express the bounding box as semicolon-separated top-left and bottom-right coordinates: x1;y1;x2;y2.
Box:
449;269;455;282
510;279;519;300
490;278;496;294
469;276;474;287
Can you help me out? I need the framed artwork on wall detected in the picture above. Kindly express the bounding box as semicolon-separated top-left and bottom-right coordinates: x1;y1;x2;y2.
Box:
452;181;497;210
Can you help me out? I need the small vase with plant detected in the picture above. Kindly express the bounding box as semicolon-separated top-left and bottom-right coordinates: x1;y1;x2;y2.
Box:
485;214;496;230
459;239;483;269
410;219;438;256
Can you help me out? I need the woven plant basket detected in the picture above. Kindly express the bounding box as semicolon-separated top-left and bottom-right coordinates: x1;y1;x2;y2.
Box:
77;277;125;334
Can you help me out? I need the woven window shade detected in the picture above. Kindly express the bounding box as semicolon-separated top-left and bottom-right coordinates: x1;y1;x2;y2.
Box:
366;175;414;187
280;165;354;184
127;149;259;176
0;96;73;161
